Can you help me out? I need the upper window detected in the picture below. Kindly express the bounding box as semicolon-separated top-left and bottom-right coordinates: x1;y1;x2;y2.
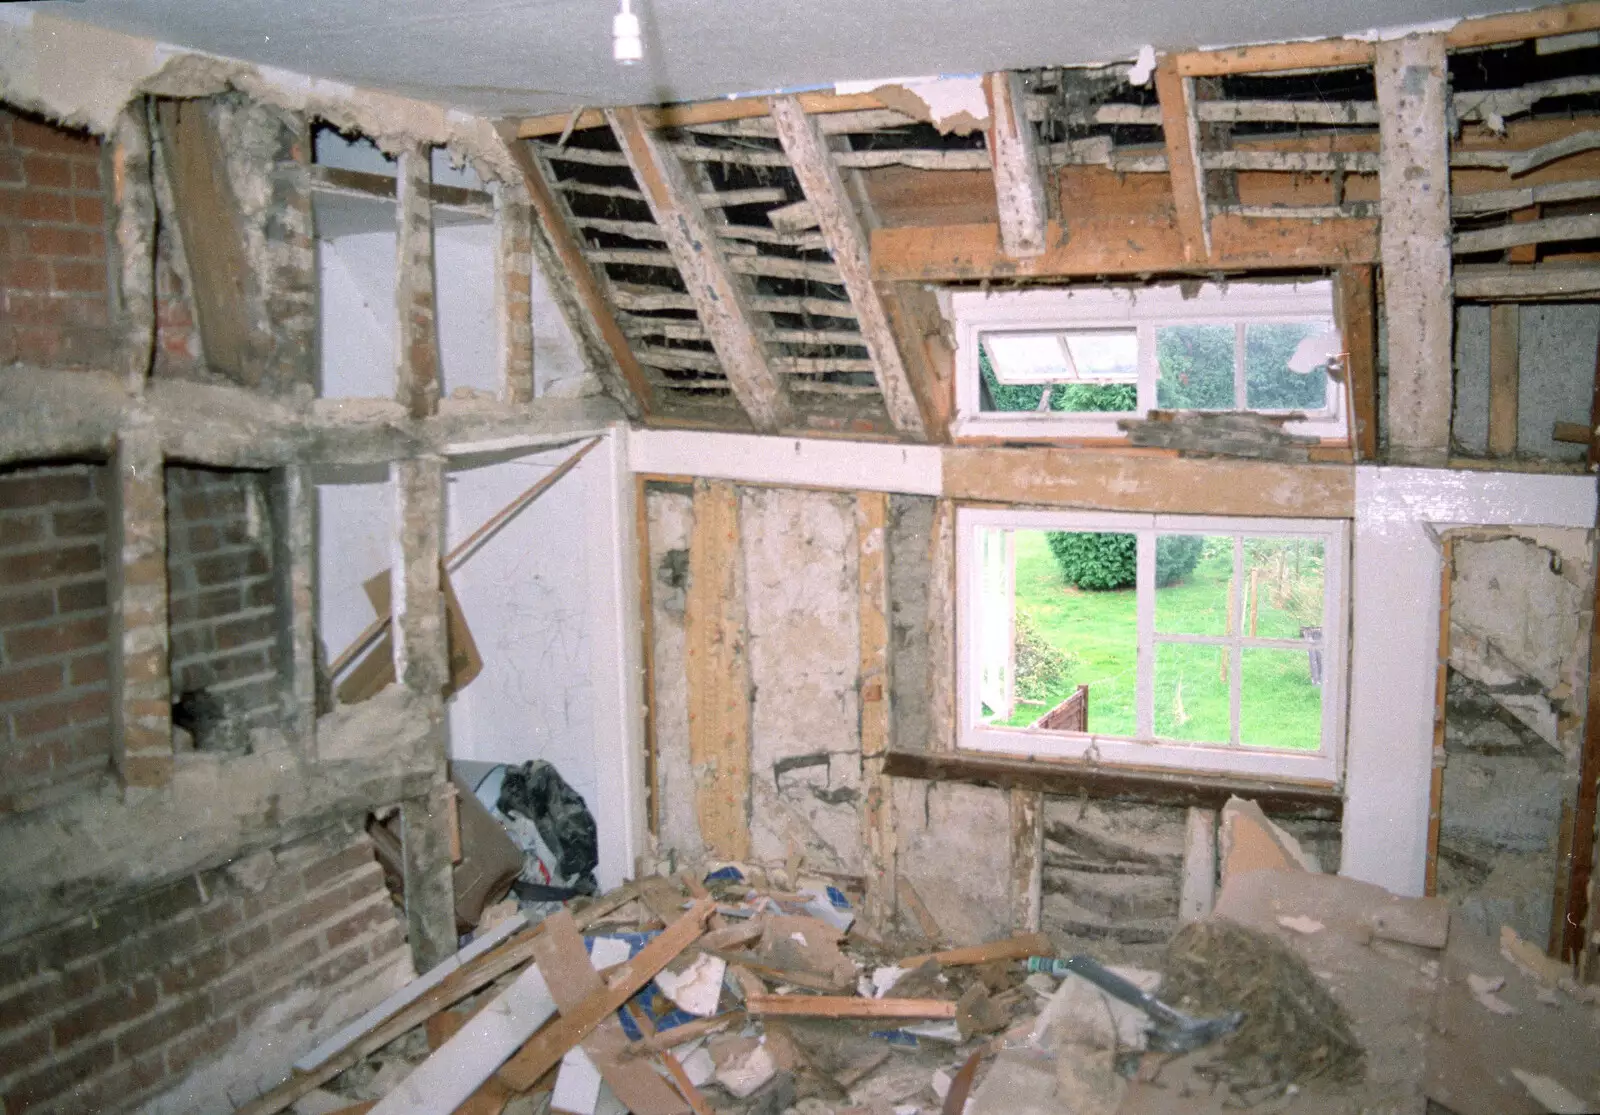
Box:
957;507;1348;784
953;281;1345;441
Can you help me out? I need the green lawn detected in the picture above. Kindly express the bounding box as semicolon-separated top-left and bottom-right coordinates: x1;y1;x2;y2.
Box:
996;532;1323;750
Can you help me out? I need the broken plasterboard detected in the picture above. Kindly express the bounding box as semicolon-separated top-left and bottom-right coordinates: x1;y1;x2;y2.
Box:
833;75;989;135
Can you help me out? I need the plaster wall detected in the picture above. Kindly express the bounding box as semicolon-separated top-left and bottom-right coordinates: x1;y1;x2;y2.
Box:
1453;304;1600;461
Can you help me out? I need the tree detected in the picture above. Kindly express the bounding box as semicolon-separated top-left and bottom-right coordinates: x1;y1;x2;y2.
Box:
979;347;1135;413
1047;531;1205;591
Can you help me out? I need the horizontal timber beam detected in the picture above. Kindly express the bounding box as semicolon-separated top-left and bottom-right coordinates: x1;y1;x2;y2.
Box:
1172;38;1375;77
869;214;1378;282
1448;1;1600;48
943;447;1354;517
517;91;889;139
883;750;1342;818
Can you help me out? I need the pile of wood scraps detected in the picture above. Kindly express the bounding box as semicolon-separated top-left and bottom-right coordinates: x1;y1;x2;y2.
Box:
239;868;1064;1115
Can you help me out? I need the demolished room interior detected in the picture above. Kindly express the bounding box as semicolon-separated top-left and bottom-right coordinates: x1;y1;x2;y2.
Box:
5;0;1600;1111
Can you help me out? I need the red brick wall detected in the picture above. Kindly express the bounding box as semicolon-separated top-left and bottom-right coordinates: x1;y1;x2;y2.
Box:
0;106;117;368
165;467;285;736
0;463;113;814
0;824;409;1114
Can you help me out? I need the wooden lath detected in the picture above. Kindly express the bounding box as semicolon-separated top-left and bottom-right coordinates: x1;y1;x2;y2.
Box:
983;71;1049;258
607;106;794;432
769;96;930;439
495;120;655;417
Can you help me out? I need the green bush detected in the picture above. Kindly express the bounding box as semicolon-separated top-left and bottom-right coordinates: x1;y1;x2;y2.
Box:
978;348;1136;413
1046;531;1205;591
1014;612;1078;702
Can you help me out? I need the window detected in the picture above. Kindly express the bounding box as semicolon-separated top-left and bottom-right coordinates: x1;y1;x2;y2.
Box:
953;281;1345;441
957;507;1347;783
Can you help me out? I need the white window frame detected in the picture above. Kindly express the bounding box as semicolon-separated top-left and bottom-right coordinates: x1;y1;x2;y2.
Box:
956;507;1349;785
951;280;1346;442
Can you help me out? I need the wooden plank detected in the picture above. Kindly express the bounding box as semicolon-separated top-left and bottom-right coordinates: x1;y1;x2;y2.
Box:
1008;789;1043;934
882;749;1343;819
308;164;493;212
155;99;254;385
1179;808;1218;922
607;106;792;432
1155;59;1210;263
942;447;1354;518
1456;262;1600;301
498;900;714;1092
1377;34;1453;464
898;932;1055;969
516;91;890;139
746;995;958;1019
1489;304;1522;457
857;491;896;935
1337;266;1379;461
983;71;1048;258
495;121;655;417
1566;327;1600;963
867;214;1378;281
1173;39;1375;77
637;477;662;839
896;878;945;942
1455;213;1600;255
526;912;688;1115
769;97;930;438
685;479;751;861
1448;1;1600;48
1426;539;1454;898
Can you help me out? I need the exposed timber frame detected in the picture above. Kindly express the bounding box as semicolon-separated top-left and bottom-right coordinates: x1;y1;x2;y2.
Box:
396;146;441;419
983;71;1049;259
1155;57;1211;262
607;106;794;432
769;96;931;439
1377;35;1452;465
495;120;654;420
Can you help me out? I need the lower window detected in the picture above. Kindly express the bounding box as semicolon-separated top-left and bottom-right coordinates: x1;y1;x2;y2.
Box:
958;508;1347;783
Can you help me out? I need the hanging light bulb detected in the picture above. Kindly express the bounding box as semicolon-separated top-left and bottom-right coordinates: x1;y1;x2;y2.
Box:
614;0;643;65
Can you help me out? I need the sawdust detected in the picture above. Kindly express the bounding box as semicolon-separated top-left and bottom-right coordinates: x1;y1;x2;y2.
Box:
1161;920;1364;1092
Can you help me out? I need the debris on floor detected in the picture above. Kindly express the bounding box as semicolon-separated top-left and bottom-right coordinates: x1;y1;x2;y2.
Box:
253;798;1600;1115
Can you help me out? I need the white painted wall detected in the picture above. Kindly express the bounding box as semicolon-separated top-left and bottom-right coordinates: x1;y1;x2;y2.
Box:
1343;466;1597;896
435;220;498;398
317;228;396;399
312;466;394;674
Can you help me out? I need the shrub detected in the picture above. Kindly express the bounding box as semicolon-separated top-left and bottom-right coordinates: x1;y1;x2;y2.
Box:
1014;612;1078;702
1046;531;1205;591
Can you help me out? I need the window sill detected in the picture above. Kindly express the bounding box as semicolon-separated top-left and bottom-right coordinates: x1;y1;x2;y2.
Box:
881;747;1342;819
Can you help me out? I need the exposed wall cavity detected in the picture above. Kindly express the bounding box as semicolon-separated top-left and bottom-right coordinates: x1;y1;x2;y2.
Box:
892;778;1011;946
644;484;702;865
888;494;934;753
1453;305;1600;461
1441;528;1593;945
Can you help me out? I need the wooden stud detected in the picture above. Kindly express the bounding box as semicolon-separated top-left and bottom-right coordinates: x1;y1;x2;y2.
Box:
1337;266;1379;461
927;499;957;753
1179;808;1217;922
495;120;654;418
1008;788;1044;933
685;479;751;861
1448;1;1600;49
1489;304;1522;458
1567;333;1600;964
1174;38;1376;77
112;426;172;788
867;214;1378;282
1155;58;1211;263
607;106;793;432
882;750;1342;818
857;491;897;935
155;99;254;385
1377;35;1453;465
637;477;661;840
898;932;1054;969
495;180;536;405
983;72;1049;259
769;96;931;438
113;104;156;392
942;448;1354;518
746;995;958;1019
396;146;441;419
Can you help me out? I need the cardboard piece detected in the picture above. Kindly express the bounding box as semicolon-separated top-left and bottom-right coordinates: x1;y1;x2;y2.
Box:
336;564;482;705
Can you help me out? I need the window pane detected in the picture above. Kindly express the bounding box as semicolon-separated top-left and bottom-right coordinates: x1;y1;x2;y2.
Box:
979;331;1137;414
1240;648;1323;750
993;530;1137;735
1156;324;1235;409
1154;534;1231;636
1246;322;1333;411
1241;538;1325;640
1154;642;1231;744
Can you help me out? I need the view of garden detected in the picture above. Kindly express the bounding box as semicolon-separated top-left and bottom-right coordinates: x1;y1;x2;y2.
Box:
992;530;1326;751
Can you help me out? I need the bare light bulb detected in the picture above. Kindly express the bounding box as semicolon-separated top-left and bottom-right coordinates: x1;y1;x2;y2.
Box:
614;0;642;65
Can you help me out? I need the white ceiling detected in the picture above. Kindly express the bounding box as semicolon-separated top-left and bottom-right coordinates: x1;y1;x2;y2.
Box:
37;0;1507;117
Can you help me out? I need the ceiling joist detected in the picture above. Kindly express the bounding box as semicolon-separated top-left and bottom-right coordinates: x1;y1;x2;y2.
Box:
983;71;1049;259
770;96;930;440
606;106;794;433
